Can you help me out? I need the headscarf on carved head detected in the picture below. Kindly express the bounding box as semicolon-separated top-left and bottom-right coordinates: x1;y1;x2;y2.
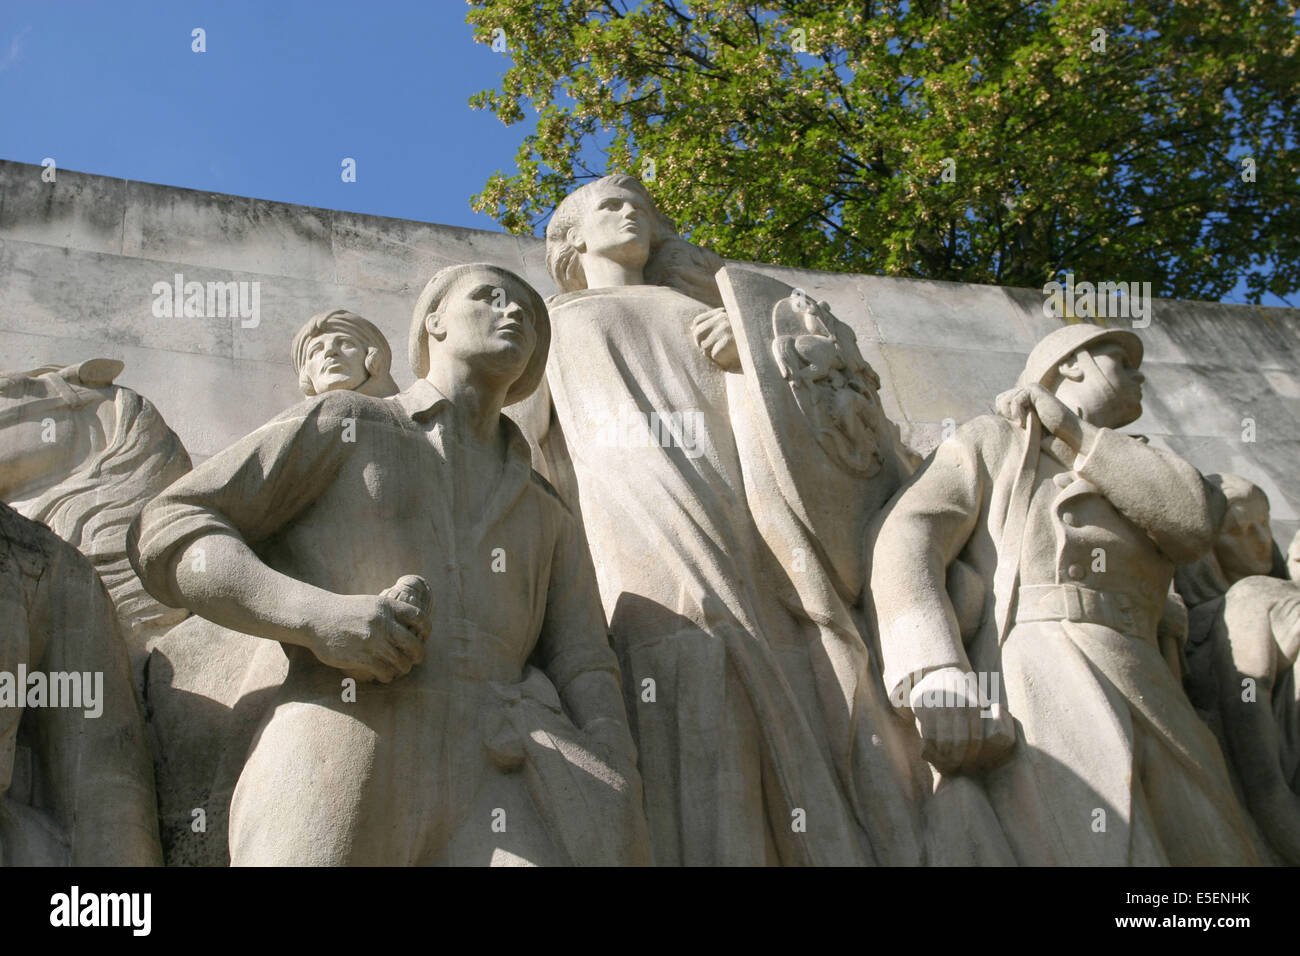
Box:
407;263;551;407
544;174;725;308
292;309;399;398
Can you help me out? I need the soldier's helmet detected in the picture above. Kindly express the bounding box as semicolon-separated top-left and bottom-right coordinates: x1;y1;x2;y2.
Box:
1017;323;1143;389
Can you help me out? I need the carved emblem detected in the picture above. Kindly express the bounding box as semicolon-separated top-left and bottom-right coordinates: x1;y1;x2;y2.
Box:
770;292;885;477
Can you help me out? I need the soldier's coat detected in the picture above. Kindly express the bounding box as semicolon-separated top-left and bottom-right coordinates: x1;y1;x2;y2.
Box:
871;413;1259;864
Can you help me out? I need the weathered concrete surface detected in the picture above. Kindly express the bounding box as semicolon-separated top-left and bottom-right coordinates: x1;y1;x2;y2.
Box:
2;159;1296;542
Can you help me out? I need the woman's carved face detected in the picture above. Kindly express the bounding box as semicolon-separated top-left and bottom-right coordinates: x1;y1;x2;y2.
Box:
305;331;368;394
574;184;653;269
1216;496;1275;582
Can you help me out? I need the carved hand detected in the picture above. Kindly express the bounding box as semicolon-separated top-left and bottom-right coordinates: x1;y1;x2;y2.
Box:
997;384;1085;451
307;577;431;683
909;667;1016;775
691;308;741;372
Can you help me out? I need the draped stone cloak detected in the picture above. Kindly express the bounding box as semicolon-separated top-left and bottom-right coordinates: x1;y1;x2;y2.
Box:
544;280;921;865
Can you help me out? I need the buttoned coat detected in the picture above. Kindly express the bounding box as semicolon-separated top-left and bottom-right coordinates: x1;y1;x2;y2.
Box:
870;413;1259;864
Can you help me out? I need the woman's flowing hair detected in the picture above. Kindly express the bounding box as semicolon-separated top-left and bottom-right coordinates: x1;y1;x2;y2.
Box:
545;174;725;308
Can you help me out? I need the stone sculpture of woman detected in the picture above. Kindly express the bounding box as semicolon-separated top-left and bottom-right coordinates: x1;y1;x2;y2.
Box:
535;175;921;865
292;309;399;398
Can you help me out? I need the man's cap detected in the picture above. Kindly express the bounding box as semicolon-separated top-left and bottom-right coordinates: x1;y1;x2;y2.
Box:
1017;322;1143;388
408;263;551;406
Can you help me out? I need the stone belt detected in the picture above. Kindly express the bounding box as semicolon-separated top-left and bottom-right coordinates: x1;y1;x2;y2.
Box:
1013;583;1161;643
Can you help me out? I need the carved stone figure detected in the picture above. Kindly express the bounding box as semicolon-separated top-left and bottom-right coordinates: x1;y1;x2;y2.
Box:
537;175;921;865
0;502;161;865
1175;477;1300;863
869;322;1260;865
1176;473;1280;709
131;263;649;865
145;313;402;865
0;361;192;680
1176;474;1278;611
292;308;399;398
1203;553;1300;863
769;291;889;476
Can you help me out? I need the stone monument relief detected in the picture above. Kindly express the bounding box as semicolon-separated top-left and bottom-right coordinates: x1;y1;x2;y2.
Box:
131;262;648;865
293;309;400;399
870;325;1258;864
0;361;192;681
1176;477;1300;864
538;175;919;864
0;502;161;865
1;169;1298;867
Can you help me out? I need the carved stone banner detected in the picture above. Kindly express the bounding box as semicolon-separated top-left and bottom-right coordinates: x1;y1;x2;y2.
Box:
718;266;914;616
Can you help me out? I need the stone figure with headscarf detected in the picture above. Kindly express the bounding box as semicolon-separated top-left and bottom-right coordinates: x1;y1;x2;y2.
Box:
292;309;399;398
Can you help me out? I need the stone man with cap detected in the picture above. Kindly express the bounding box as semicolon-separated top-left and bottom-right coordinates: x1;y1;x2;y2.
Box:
292;308;399;398
869;322;1260;864
131;263;649;866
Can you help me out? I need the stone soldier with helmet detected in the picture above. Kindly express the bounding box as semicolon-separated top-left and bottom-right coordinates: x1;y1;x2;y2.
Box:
869;322;1260;865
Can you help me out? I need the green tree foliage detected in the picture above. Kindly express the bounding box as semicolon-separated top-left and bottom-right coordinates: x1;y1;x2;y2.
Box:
466;0;1299;303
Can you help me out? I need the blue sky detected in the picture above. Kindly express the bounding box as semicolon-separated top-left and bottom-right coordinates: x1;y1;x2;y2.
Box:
0;1;1288;305
0;0;519;230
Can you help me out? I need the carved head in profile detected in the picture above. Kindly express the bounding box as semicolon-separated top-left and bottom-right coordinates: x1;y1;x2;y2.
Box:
1207;473;1275;582
293;310;398;398
546;174;724;306
408;263;551;406
1018;324;1145;429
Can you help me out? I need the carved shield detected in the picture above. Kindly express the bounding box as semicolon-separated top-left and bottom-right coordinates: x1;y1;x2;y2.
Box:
717;266;909;613
718;269;928;843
